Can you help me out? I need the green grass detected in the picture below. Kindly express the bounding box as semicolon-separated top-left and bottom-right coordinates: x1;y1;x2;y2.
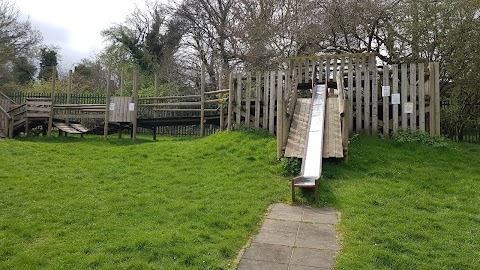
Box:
0;132;289;269
1;132;479;269
317;135;480;269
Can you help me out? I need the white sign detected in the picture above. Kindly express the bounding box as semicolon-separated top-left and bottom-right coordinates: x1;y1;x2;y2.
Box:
109;103;115;111
404;102;414;114
128;103;135;111
382;86;391;97
391;94;400;105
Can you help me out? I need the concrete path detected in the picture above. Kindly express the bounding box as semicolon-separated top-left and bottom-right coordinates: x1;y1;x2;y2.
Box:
237;203;340;270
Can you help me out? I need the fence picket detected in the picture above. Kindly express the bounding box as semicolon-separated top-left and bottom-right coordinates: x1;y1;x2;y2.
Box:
418;63;425;132
401;64;408;129
392;65;399;133
410;63;417;130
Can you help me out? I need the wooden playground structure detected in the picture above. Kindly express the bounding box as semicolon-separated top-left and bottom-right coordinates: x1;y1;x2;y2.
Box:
0;53;441;158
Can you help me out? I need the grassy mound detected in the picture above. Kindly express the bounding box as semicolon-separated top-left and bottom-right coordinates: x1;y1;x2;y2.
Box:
0;132;289;269
320;135;480;269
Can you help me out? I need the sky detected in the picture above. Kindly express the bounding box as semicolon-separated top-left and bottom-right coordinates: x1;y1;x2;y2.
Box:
16;0;148;71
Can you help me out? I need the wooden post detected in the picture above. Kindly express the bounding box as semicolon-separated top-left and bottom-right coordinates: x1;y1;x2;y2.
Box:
269;71;276;135
104;70;111;140
66;70;72;133
355;57;362;132
236;73;242;125
347;57;354;134
364;62;371;134
200;63;206;136
227;72;234;131
218;70;224;132
276;71;284;158
434;62;441;136
371;55;378;135
120;70;124;96
47;66;56;137
383;65;390;137
401;64;408;129
392;65;399;133
254;72;261;129
132;71;139;142
409;63;417;130
418;63;425;132
263;71;269;129
245;72;251;128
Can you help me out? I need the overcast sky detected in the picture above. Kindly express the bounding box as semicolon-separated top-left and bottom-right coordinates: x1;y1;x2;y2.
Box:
16;0;149;71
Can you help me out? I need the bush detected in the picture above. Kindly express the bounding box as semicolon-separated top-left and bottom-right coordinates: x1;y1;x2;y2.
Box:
392;129;448;147
281;157;301;176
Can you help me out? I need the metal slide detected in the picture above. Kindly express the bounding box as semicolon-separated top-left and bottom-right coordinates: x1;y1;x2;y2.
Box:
292;84;327;203
301;84;327;179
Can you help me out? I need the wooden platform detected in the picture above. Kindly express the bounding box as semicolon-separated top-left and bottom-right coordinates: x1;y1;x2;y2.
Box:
285;97;344;158
53;122;82;134
285;98;311;158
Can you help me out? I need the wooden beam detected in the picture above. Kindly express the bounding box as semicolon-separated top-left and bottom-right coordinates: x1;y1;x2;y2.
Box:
47;66;56;137
200;63;205;136
104;70;111;140
132;71;139;142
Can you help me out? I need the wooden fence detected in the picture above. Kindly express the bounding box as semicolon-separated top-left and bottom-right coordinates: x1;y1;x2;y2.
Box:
229;53;441;142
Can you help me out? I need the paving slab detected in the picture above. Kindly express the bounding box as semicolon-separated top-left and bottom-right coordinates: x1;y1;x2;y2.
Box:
237;203;340;270
237;259;288;270
290;247;337;268
253;229;297;246
262;219;300;233
242;243;293;264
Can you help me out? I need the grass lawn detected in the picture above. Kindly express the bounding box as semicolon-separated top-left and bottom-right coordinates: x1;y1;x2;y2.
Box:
318;135;480;269
1;131;479;269
0;131;289;269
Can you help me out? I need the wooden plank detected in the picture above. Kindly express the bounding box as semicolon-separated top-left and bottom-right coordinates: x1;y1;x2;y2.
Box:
53;122;82;134
236;73;242;125
364;61;371;134
323;96;343;158
26;100;52;106
48;67;56;137
355;57;362;132
55;114;105;119
254;72;261;129
245;72;251;128
269;71;276;135
434;62;441;136
263;71;269;129
153;108;218;112
326;58;331;88
418;63;425;132
24;113;50;118
383;65;390;137
410;63;417;130
428;63;435;135
392;65;399;133
276;70;283;158
131;71;139;142
27;107;51;113
205;89;230;95
371;57;378;134
401;64;408;129
347;57;354;134
138;95;201;100
227;72;234;131
200;63;205;136
104;70;111;140
332;57;338;87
